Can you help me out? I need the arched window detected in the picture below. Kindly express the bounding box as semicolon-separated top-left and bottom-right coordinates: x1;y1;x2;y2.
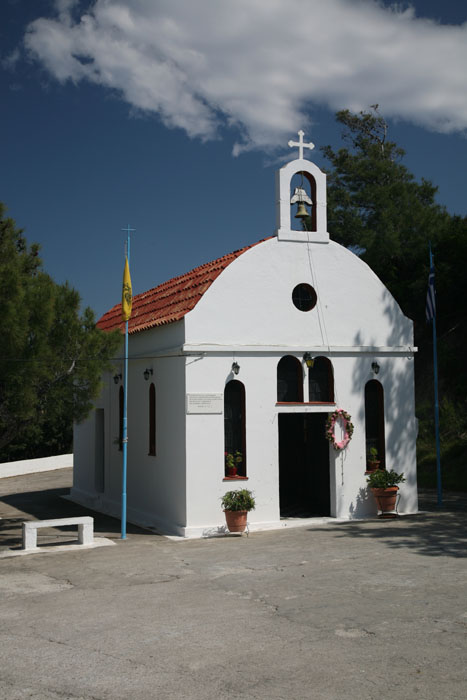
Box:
290;171;317;232
308;357;334;402
118;386;124;451
277;356;303;402
365;380;386;468
149;382;156;456
224;380;246;477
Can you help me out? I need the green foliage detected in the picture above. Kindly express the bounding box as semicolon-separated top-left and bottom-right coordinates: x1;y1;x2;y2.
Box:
366;469;405;489
318;108;467;491
368;447;379;461
320;106;451;322
416;396;467;491
221;489;256;512
0;203;121;461
225;451;242;469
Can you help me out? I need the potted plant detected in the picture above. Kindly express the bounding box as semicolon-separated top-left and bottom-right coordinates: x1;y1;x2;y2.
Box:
225;450;243;477
367;469;405;517
366;447;381;472
221;489;256;533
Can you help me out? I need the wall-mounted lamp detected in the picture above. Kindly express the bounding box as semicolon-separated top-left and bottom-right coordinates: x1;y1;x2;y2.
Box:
113;373;122;385
143;368;153;381
371;361;380;375
231;361;240;375
303;352;315;368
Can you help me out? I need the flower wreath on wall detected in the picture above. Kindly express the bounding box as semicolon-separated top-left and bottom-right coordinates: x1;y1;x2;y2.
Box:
326;409;354;451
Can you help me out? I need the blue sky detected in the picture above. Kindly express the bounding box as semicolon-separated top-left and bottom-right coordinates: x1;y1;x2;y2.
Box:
1;0;466;320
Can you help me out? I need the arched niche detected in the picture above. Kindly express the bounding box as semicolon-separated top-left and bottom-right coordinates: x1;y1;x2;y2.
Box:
365;380;386;468
224;380;246;477
308;357;334;403
275;158;329;243
149;382;156;456
290;171;317;232
277;355;303;403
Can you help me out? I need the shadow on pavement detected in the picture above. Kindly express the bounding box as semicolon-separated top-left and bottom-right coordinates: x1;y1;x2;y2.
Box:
0;471;158;549
308;490;467;559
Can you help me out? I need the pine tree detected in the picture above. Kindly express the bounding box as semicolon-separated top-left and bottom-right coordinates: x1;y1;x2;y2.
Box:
0;204;121;460
320;109;467;489
321;106;450;324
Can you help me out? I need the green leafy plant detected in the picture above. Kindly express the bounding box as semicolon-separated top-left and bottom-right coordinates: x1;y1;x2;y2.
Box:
221;489;256;512
225;451;242;470
368;447;379;461
366;469;405;489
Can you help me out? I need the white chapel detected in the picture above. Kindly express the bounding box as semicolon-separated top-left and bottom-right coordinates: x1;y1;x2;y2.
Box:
72;132;418;537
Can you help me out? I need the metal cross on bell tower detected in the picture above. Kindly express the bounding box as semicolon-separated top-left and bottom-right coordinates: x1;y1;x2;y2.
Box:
288;130;315;160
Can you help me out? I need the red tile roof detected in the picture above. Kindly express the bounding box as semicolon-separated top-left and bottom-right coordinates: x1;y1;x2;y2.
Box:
97;238;271;335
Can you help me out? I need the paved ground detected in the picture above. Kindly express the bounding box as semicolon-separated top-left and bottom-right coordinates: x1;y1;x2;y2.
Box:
0;469;466;700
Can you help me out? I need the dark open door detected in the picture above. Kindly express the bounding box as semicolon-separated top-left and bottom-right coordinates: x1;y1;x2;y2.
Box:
279;413;330;517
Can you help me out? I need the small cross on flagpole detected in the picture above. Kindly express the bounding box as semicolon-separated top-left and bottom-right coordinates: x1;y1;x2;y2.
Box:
122;225;135;257
288;130;315;159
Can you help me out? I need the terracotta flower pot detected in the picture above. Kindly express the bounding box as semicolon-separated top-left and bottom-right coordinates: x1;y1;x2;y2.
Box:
227;466;237;477
366;460;381;473
224;509;248;533
371;486;399;516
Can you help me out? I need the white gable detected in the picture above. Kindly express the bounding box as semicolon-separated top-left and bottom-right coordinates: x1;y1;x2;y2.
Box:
185;237;413;350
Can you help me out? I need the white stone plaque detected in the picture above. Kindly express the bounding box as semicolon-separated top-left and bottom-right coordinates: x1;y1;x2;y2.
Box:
186;393;223;414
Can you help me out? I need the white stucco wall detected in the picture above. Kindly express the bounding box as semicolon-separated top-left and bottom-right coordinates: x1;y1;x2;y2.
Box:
180;235;417;536
183;350;417;537
184;237;413;349
73;234;417;537
72;322;188;535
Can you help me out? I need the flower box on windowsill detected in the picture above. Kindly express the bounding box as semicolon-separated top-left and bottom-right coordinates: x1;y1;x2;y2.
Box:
223;475;249;481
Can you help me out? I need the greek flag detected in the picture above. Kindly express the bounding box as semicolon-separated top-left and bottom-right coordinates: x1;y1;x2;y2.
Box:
426;264;436;322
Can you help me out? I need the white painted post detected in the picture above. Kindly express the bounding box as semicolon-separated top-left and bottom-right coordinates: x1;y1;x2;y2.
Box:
22;522;38;550
78;520;94;545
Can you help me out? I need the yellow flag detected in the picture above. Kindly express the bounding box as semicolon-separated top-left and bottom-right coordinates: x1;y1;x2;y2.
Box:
122;255;132;321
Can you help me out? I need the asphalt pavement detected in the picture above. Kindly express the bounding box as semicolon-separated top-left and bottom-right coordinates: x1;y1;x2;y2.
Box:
0;469;466;700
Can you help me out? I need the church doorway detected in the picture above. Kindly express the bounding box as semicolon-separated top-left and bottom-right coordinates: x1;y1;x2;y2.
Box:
279;413;330;517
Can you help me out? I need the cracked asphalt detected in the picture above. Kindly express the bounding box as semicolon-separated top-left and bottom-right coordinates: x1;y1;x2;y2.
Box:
0;469;466;700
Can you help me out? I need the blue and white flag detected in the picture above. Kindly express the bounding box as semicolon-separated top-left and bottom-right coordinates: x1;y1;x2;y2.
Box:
426;264;436;322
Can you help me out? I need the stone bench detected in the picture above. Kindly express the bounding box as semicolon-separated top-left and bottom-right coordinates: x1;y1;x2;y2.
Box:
22;516;94;550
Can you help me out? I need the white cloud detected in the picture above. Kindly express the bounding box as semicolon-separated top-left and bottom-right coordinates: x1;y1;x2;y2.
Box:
23;0;467;152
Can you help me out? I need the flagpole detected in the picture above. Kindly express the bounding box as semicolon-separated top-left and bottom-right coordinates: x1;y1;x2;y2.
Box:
428;245;442;508
121;225;134;539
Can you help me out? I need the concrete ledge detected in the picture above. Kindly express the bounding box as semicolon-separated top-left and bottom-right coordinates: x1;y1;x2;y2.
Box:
0;454;73;479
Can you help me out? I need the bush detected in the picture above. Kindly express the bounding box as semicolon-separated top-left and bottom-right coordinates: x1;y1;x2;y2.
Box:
221;489;256;512
366;469;405;489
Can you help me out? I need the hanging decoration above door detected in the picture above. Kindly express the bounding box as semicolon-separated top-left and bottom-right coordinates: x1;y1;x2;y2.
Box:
326;409;354;451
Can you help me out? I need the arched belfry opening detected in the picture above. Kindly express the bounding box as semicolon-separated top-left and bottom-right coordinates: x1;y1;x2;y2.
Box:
276;130;329;243
290;171;317;232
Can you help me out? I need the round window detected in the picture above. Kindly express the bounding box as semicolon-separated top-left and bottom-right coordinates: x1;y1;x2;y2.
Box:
292;283;317;311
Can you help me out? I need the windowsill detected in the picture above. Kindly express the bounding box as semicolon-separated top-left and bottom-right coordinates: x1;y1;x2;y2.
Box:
276;402;336;406
223;476;249;481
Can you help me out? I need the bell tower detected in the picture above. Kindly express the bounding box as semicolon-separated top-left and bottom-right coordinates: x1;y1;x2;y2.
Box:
275;130;329;244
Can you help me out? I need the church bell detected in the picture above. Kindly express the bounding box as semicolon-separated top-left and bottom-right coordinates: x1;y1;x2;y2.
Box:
290;183;312;221
294;201;309;220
